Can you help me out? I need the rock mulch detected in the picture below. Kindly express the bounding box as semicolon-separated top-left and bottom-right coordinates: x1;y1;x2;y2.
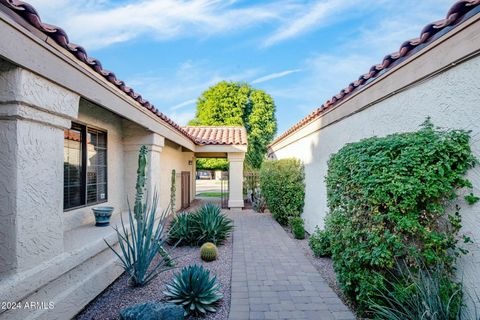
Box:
75;231;232;320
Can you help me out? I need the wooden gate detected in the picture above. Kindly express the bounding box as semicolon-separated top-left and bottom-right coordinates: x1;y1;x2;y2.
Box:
181;171;191;210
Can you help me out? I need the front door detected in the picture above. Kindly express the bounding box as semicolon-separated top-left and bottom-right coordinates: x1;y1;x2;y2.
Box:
181;171;191;210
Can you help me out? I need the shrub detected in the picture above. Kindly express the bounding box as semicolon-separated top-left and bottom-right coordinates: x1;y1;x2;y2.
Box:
167;203;233;246
168;212;197;246
260;158;305;225
164;264;223;316
370;263;465;320
106;146;172;286
119;302;184;320
290;217;305;239
193;203;233;245
309;227;331;257
200;242;218;262
324;120;477;313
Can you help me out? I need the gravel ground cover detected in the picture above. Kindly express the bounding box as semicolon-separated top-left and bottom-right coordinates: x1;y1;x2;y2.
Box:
76;209;232;320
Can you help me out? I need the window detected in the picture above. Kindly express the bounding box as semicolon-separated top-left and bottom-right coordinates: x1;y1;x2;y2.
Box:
64;123;107;210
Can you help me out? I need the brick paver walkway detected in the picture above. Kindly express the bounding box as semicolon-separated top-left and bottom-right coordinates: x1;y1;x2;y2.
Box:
229;210;355;320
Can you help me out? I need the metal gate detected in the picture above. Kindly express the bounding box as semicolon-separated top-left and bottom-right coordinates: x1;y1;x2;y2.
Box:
220;171;229;209
181;171;191;210
244;171;260;208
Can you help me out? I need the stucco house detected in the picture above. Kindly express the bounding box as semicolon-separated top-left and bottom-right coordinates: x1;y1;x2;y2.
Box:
269;0;480;309
0;1;247;319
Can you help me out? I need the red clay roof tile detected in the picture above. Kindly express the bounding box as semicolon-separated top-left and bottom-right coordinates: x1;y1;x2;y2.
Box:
183;126;248;145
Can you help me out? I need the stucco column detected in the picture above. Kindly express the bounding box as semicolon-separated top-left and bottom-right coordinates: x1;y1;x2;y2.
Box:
227;152;245;209
0;63;80;273
123;132;165;208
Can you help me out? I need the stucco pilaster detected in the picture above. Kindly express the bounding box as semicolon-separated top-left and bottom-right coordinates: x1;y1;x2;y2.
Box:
0;64;80;273
227;152;245;209
123;132;165;207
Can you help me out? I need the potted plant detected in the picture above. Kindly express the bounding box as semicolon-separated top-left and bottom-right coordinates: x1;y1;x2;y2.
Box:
92;206;114;226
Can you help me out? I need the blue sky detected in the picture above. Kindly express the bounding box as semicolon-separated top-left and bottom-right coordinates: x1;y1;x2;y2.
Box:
30;0;455;135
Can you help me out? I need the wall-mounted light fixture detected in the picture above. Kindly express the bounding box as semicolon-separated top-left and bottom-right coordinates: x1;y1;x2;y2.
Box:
188;160;193;165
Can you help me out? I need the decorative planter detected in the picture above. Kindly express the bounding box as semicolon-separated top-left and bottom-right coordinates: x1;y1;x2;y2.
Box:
92;206;114;227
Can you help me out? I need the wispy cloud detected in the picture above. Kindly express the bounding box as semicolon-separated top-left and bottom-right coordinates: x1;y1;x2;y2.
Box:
252;69;302;84
170;99;197;111
28;0;457;133
125;60;262;124
30;0;289;49
169;111;197;126
263;0;353;47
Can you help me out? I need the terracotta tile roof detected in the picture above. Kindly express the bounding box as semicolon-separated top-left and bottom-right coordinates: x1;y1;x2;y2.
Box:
184;126;248;145
64;130;80;142
270;0;480;146
0;0;198;141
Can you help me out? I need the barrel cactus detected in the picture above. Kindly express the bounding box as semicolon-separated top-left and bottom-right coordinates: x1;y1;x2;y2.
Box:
200;242;218;262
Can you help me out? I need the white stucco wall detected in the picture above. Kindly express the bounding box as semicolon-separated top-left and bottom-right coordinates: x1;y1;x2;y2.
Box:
0;62;79;274
271;54;480;302
161;140;195;212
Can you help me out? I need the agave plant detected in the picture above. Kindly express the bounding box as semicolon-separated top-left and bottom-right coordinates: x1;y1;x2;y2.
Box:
167;211;198;246
193;203;233;245
164;264;223;315
252;191;267;213
105;146;172;286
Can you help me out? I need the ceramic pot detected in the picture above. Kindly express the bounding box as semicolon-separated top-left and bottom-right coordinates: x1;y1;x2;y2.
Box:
92;206;114;227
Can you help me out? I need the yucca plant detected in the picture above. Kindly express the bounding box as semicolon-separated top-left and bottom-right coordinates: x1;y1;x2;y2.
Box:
370;263;466;320
193;203;233;245
105;146;172;286
168;211;198;246
164;264;223;316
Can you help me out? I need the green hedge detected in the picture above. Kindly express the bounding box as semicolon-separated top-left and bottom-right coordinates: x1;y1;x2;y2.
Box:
309;227;331;257
324;120;476;313
290;217;305;239
260;158;305;225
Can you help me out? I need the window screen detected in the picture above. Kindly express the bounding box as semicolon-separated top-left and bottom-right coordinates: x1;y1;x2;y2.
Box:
86;128;107;204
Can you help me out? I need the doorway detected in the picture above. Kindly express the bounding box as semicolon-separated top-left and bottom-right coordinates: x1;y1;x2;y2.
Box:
180;171;191;210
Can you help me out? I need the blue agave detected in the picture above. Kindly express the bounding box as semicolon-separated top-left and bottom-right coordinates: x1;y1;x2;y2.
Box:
164;264;223;315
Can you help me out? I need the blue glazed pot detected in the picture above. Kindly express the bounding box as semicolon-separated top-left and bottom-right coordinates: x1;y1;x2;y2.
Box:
92;206;114;227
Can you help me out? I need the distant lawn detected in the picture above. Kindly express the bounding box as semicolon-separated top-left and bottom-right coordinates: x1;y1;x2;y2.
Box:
196;192;228;197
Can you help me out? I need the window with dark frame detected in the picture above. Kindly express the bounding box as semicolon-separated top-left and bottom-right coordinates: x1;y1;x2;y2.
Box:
64;123;107;210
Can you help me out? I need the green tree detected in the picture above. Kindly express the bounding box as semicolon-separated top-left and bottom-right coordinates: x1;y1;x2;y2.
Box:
196;158;229;171
189;81;277;169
